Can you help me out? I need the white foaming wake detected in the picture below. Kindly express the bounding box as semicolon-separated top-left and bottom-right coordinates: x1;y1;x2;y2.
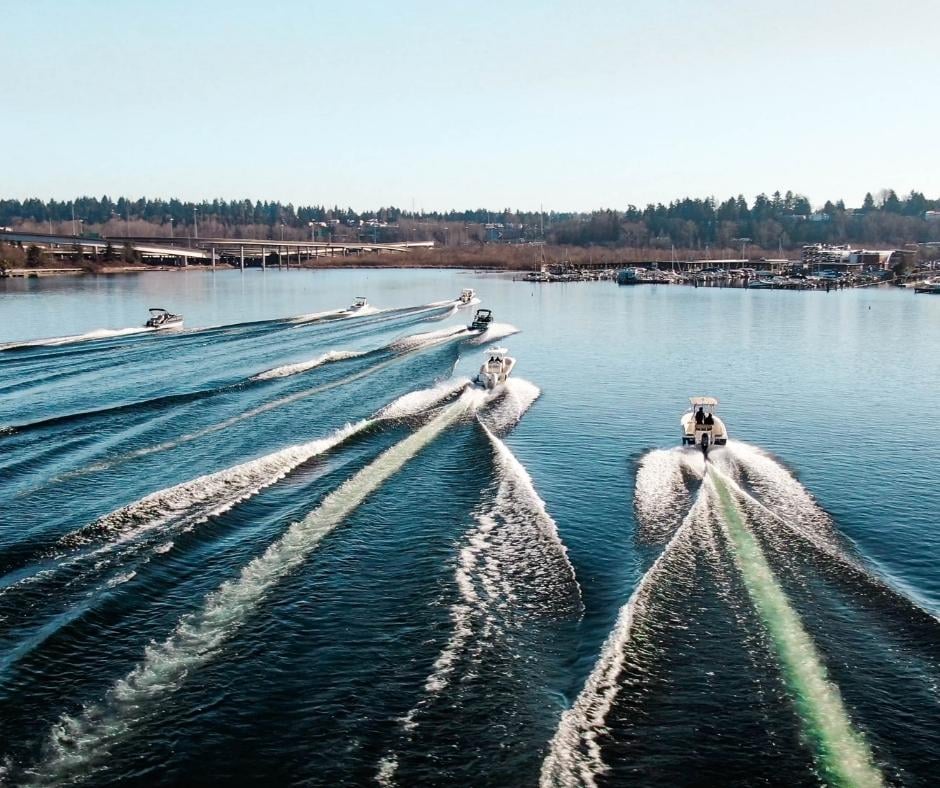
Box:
57;421;369;552
428;304;460;321
381;417;579;780
376;755;399;787
469;322;519;345
0;326;153;351
53;381;468;555
289;308;348;324
540;488;709;788
709;450;940;621
347;304;381;317
389;325;468;352
713;441;842;554
290;304;383;324
72;354;405;474
476;378;541;436
633;448;703;541
376;378;470;420
32;390;486;786
251;350;366;381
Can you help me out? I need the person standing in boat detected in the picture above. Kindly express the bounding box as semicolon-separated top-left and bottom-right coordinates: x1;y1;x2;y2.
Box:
695;407;705;425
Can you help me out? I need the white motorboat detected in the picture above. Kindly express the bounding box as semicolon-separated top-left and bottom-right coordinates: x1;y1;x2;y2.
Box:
475;347;516;390
145;308;183;330
680;396;728;455
346;296;369;312
458;288;476;305
468;308;493;331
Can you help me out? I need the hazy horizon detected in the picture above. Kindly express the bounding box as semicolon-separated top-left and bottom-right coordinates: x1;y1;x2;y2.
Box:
3;0;937;212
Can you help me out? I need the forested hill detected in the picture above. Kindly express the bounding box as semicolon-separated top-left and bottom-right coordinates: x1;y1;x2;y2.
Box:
2;189;937;249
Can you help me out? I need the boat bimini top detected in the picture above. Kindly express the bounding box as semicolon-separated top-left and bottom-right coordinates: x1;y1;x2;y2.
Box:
458;288;476;304
469;308;493;331
348;296;368;311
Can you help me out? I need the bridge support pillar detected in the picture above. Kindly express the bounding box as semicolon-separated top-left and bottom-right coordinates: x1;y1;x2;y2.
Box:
261;246;266;270
240;246;244;270
211;247;216;269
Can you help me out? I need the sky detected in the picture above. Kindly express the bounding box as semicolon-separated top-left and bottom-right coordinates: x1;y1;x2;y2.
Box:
2;0;938;212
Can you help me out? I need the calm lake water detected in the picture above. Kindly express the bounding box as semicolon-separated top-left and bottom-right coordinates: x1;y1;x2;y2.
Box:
0;269;938;787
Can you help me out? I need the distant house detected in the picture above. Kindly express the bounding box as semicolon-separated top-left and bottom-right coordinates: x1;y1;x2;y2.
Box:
849;250;894;270
925;210;940;222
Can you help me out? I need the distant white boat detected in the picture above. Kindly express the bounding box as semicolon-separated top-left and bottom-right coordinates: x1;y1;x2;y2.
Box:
346;296;369;312
458;288;476;305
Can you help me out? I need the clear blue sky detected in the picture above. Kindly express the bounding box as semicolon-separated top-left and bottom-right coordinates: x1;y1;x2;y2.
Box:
2;0;937;212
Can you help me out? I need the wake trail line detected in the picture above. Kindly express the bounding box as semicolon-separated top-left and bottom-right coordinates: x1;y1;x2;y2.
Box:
0;327;154;352
23;388;486;786
377;390;581;786
251;350;366;381
53;331;467;478
710;469;884;788
0;380;470;600
712;445;940;625
540;488;709;788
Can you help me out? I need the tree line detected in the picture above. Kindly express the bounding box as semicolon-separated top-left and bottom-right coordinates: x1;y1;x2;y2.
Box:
1;189;938;249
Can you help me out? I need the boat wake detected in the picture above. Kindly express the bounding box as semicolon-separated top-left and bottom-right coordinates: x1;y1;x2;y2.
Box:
376;411;580;786
9;327;468;485
469;322;519;345
0;326;154;352
15;386;489;786
288;308;350;324
475;377;542;436
0;382;469;599
251;350;367;381
542;440;938;787
540;486;708;788
389;325;469;352
633;447;704;542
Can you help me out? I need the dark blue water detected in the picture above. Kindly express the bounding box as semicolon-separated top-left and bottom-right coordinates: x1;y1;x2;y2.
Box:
0;270;937;786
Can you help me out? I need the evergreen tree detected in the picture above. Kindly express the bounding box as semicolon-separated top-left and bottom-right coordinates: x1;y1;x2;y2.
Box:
26;244;43;267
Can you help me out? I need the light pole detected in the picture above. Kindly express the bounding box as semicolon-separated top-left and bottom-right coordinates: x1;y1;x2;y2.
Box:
308;221;315;242
71;202;77;236
193;207;199;240
169;217;175;239
78;219;84;237
125;204;130;237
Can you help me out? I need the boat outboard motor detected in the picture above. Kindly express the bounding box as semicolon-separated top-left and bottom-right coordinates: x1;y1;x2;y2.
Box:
701;431;710;458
